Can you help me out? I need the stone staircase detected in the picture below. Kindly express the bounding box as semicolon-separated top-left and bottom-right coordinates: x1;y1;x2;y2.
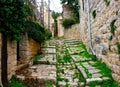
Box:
29;44;57;86
64;39;111;87
16;39;113;87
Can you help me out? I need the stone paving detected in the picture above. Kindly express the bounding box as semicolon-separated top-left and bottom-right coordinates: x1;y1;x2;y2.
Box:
17;39;113;87
56;41;85;87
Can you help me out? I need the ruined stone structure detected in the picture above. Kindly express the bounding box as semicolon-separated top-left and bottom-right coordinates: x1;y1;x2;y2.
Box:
62;5;73;18
62;5;80;39
79;0;120;84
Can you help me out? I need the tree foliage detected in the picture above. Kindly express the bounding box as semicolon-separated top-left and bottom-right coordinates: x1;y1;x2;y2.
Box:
0;0;30;41
52;11;60;21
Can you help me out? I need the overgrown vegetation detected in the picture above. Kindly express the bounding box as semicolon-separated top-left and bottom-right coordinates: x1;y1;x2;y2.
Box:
104;0;110;6
92;9;96;19
62;18;76;28
26;21;52;43
90;61;112;77
110;19;117;35
8;75;25;87
76;42;97;61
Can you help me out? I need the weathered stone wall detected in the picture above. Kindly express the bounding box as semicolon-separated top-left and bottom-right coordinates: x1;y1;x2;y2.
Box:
0;33;17;84
79;0;120;84
18;33;41;66
29;39;41;58
64;24;80;39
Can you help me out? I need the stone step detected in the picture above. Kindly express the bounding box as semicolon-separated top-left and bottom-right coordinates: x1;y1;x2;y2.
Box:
29;65;56;83
36;54;56;65
41;46;56;48
64;39;81;43
72;57;92;62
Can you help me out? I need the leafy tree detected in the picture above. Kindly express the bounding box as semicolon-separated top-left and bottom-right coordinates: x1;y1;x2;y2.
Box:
52;11;60;21
0;0;29;86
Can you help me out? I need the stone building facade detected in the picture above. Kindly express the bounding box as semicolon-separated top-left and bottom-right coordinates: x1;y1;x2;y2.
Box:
79;0;120;84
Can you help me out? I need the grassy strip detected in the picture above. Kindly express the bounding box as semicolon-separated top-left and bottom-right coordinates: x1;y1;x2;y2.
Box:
88;80;118;87
89;61;111;77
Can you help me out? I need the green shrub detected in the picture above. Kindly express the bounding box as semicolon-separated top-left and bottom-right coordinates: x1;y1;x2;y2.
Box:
8;75;25;87
92;9;96;19
110;19;117;35
45;29;52;40
25;21;45;43
62;18;76;28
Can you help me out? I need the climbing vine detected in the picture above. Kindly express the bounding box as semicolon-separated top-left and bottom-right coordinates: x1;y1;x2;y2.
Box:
92;9;96;19
110;19;117;35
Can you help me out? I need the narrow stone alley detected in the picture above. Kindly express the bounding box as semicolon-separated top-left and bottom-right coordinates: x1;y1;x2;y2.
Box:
16;39;117;87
